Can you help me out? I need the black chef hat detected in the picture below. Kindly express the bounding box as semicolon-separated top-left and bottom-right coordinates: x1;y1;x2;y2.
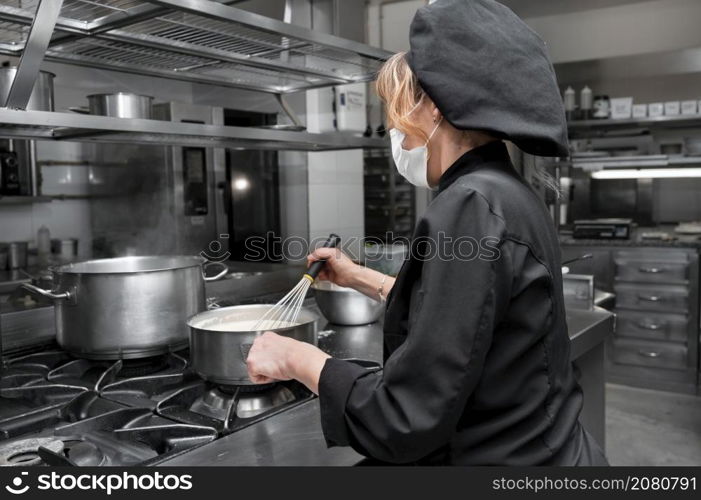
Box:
407;0;568;157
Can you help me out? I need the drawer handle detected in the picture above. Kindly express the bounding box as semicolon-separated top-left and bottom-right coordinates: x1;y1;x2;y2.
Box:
638;350;661;358
638;266;664;274
635;320;666;331
637;294;663;302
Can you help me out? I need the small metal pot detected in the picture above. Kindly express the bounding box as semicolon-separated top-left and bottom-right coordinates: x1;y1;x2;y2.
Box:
312;281;384;325
22;256;228;359
7;241;28;270
51;238;79;262
87;93;153;119
0;68;54;111
187;304;318;386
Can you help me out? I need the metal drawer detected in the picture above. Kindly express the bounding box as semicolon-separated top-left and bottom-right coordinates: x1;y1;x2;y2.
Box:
614;309;689;343
611;338;688;371
614;283;690;313
615;257;690;284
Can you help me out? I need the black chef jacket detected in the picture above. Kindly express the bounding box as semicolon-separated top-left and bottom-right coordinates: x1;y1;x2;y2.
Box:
318;141;607;465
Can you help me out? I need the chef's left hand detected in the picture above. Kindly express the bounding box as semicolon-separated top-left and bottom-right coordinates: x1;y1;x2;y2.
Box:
246;331;296;384
247;331;331;393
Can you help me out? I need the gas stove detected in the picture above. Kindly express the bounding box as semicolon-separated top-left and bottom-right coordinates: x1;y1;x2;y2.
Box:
0;348;314;466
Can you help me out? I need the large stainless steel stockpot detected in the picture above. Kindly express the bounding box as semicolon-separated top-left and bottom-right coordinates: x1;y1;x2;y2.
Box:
22;256;228;360
0;68;54;111
187;304;318;386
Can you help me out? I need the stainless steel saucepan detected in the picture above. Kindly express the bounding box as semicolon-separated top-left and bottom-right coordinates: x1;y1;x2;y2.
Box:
22;255;228;359
70;93;154;119
187;304;318;386
0;67;55;111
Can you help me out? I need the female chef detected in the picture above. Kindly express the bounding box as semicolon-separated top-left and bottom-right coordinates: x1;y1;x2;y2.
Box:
246;0;608;465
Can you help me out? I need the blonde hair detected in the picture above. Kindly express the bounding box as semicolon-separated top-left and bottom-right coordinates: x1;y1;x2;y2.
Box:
375;52;429;144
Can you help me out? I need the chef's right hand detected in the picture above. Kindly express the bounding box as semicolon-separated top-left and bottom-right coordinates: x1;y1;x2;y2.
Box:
306;247;360;288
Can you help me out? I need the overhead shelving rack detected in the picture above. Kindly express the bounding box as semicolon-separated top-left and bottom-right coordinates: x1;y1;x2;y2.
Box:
0;108;387;150
568;114;701;138
0;0;392;151
0;0;391;93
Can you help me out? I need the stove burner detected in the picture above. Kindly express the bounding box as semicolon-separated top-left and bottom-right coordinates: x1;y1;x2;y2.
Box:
61;439;107;467
218;382;277;394
0;438;64;466
118;355;169;378
156;378;309;434
191;384;296;420
191;387;238;421
236;385;296;419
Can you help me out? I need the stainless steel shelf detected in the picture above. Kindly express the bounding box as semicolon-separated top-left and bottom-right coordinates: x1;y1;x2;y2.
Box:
0;195;52;205
0;0;391;94
568;114;701;134
570;154;701;170
0;108;388;151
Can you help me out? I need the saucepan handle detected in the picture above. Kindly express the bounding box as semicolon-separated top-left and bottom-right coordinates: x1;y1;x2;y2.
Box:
202;261;229;282
22;283;74;302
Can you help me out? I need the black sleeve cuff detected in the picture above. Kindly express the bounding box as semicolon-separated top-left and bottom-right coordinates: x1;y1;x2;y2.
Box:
318;358;371;447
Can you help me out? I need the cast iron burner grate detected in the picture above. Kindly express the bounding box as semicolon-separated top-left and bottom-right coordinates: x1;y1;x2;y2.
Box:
0;344;312;466
118;355;170;378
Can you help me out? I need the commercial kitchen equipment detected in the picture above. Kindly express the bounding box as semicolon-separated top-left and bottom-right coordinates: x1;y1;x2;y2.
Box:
21;256;227;360
222;109;281;261
364;149;416;240
0;67;53;198
0;289;613;466
0;348;316;466
88;102;224;257
0;0;390;153
573;218;633;240
561;242;700;394
0;288;366;467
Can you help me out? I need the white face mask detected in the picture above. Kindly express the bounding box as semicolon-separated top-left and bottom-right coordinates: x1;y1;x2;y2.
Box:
389;110;442;190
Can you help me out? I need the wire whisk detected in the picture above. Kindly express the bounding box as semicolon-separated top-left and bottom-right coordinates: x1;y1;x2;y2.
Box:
253;234;340;331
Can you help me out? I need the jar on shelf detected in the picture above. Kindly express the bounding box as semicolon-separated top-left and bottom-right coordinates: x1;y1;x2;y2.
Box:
592;95;610;119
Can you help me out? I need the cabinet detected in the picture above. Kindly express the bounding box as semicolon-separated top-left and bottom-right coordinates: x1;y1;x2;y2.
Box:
561;244;700;394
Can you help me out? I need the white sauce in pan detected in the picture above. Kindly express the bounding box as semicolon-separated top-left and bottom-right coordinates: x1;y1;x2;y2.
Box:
193;318;298;332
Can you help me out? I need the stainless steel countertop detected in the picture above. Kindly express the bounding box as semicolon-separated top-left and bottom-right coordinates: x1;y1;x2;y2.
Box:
160;304;614;466
560;225;701;249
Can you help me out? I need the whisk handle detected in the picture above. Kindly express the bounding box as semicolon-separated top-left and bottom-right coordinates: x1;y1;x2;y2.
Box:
305;233;341;281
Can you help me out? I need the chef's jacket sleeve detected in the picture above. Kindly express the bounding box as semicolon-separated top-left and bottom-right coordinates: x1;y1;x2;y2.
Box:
318;188;509;463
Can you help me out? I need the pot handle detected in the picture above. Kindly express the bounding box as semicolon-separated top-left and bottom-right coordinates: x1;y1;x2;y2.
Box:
22;283;74;302
202;261;228;282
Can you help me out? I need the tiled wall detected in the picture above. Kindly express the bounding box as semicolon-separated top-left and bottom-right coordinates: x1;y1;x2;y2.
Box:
307;150;365;260
306;86;366;261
